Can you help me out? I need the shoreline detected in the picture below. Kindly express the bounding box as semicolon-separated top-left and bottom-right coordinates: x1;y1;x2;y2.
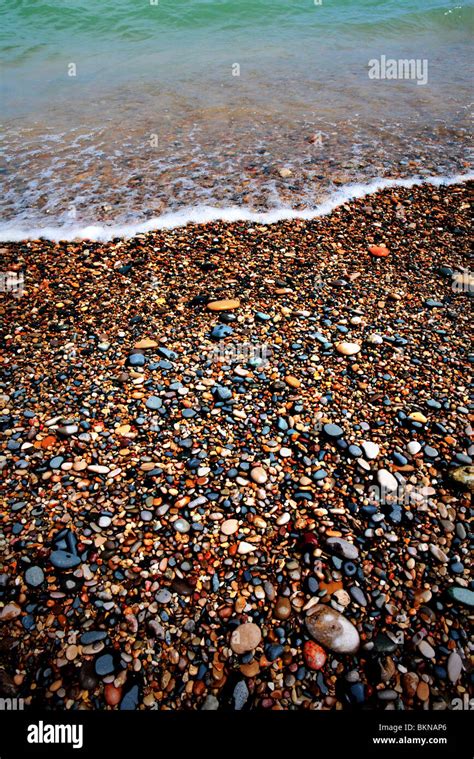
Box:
1;169;473;243
1;180;472;711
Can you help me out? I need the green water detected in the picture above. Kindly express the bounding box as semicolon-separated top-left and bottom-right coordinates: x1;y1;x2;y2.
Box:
0;0;473;235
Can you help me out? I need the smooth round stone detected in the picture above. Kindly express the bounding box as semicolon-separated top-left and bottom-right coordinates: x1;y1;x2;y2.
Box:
237;541;256;554
50;550;81;570
145;396;162;410
377;469;398;492
348;444;363;458
326;537;359;560
424;446;439;459
105;684;122;706
429;544;448;563
221;519;239;536
306;605;360;654
350;587;367;606
450;466;474;491
447;652;463;683
303;641;327;670
323;423;344;439
49;456;64;469
174;518;190;534
230;622;262;654
274;597;292;620
407;441;421;455
98;516;112;528
211;324;233;340
447;587;474;607
95;654;115;676
156;589;172;604
25;566;44;587
128;354;145;367
279;447;292;458
250;466;267;484
335;342;361;356
207;299;240;311
361;441;380;460
418;640;435;658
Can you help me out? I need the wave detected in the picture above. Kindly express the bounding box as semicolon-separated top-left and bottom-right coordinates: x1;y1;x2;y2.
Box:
1;171;472;243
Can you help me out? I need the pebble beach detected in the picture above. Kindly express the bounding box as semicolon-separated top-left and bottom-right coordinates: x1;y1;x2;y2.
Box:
1;180;473;712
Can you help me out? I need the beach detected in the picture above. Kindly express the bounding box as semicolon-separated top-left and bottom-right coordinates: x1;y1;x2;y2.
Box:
1;179;472;711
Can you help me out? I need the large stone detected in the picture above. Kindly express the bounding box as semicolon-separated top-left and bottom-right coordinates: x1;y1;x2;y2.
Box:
305;605;360;654
377;469;398;492
207;299;240;312
250;466;267;484
326;537;359;560
335;342;361;356
230;622;262;654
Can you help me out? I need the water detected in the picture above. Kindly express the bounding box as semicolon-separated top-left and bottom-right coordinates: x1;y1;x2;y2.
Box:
1;0;473;239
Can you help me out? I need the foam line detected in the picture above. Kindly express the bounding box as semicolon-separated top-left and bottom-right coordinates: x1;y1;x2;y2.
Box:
0;171;472;242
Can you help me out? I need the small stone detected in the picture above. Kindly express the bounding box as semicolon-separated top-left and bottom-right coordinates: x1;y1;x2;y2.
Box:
250;466;267;484
447;652;463;683
134;338;158;349
0;603;21;622
402;672;419;697
323;423;344;439
285;375;301;388
105;684;122;706
361;441;380;460
201;695;219;711
95;654;115;676
408;411;428;424
417;681;430;701
145;395;162;410
237;541;256;554
447;586;474;607
305;605;360;654
174;518;190;534
230;622;262;654
407;441;421;455
278;168;292;178
418;640;435;659
50;550;81;570
368;244;389;257
232;680;249;710
429;544;448;563
24;566;44;587
274;597;292;620
377;469;398;492
221;519;239;536
335;342;361;356
207;299;240;312
326;537;359;560
303;641;327;670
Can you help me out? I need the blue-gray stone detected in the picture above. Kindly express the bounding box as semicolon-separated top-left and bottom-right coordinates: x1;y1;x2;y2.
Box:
25;566;44;587
95;654;115;676
145;395;162;410
50;550;81;570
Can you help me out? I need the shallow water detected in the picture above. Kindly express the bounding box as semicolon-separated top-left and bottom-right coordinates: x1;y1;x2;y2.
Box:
1;0;473;238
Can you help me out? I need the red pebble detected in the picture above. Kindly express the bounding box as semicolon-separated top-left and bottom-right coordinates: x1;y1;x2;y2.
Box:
104;684;122;706
303;641;327;670
368;244;390;257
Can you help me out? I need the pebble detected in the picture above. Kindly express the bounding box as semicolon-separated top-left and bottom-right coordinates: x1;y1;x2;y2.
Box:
335;342;361;356
303;641;327;670
230;623;262;654
306;606;360;654
377;469;398;492
24;566;44;587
